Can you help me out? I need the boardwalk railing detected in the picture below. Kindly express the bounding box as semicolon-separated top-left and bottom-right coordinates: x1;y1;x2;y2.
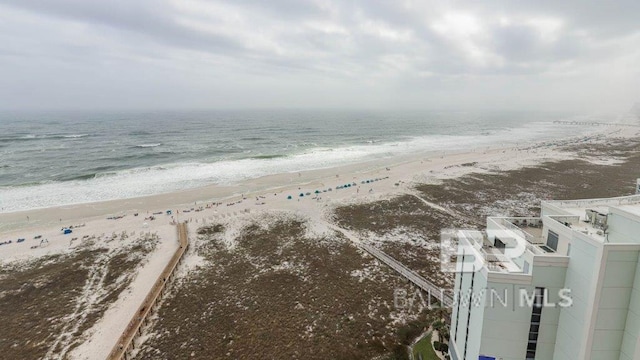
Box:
107;222;189;360
325;221;454;307
544;194;640;208
553;120;640;127
359;243;454;307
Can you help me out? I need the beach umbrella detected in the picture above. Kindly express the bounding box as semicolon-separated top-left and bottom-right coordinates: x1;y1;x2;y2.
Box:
287;195;292;200
300;193;304;197
315;190;320;194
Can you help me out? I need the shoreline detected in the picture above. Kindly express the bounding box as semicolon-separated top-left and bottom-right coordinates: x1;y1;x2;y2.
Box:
0;145;545;232
0;126;624;236
1;119;621;217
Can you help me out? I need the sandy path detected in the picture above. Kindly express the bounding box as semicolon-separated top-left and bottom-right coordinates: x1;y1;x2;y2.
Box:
68;224;178;360
43;251;111;360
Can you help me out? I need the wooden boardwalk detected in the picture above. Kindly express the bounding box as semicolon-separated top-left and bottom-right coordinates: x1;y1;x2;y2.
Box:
325;221;453;307
553;120;640;127
359;242;454;307
108;222;189;360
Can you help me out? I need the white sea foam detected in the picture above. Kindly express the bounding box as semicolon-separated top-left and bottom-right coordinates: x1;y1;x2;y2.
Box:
0;121;589;212
135;143;162;148
21;133;90;139
63;134;89;138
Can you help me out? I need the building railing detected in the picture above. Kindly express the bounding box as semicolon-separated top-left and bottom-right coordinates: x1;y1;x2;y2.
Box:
458;230;524;274
493;217;543;244
548;215;581;227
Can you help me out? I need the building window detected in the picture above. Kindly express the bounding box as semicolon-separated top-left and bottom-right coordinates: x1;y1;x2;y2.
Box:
547;231;559;251
526;287;545;360
463;267;476;359
566;243;571;256
494;237;506;253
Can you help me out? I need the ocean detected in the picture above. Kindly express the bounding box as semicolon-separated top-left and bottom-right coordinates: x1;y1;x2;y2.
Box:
0;109;598;212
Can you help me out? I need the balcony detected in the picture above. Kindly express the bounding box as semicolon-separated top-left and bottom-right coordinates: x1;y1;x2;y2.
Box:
458;229;526;274
548;214;607;241
487;217;557;256
493;217;544;242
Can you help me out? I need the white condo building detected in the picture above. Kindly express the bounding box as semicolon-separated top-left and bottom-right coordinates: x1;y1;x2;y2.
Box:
449;194;640;360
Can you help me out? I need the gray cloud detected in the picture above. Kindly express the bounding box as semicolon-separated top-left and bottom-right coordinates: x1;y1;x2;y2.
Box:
0;0;638;112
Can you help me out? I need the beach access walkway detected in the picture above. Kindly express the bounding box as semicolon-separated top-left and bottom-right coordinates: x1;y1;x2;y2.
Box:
108;222;189;360
324;221;454;307
553;120;640;127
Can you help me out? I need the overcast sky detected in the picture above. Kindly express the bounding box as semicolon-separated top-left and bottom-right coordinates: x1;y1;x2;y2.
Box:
1;0;638;112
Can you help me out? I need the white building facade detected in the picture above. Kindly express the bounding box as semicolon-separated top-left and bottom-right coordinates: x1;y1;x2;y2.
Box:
449;194;640;360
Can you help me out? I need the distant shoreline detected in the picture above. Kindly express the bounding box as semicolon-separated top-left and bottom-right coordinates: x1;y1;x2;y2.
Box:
1;111;603;214
0;123;625;234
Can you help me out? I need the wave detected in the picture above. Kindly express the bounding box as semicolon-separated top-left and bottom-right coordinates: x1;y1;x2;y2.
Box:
240;137;265;141
129;130;152;136
0;133;90;141
0;135;37;142
250;154;287;160
0;120;591;213
57;173;100;181
25;133;90;139
135;143;162;148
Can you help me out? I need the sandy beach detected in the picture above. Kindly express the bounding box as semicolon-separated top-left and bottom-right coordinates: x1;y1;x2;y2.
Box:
0;141;584;260
1;126;621;234
1;123;638;359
